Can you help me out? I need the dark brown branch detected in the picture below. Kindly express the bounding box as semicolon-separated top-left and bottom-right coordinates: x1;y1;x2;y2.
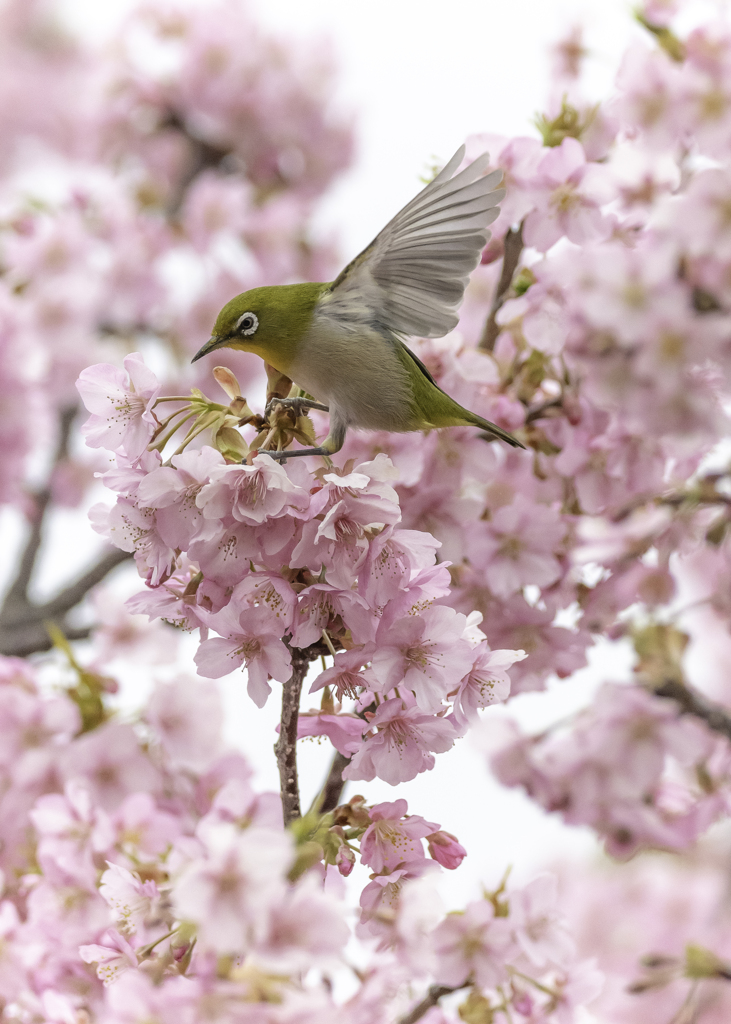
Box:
317;750;351;814
652;678;731;743
398;986;461;1024
29;548;132;623
0;405;135;657
162;110;232;217
275;646;309;826
525;397;563;424
3;406;76;610
0;546;131;657
479;223;524;352
0;622;91;659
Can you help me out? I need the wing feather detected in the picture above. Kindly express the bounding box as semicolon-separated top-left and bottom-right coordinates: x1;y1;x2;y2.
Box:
321;146;505;338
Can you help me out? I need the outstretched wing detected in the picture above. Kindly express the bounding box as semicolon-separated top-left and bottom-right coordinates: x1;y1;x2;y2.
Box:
320;145;505;339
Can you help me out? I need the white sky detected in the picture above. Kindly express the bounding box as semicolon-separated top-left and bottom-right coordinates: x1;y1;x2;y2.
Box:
36;0;729;902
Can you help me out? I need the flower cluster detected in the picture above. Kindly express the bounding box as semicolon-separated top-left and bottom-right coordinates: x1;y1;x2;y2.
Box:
485;683;730;858
78;353;525;787
0;654;597;1024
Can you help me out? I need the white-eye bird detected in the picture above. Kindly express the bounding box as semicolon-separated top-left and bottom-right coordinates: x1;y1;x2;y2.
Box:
192;145;525;458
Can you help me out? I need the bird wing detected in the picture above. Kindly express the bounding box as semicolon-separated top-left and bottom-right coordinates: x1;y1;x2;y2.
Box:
320;145;505;339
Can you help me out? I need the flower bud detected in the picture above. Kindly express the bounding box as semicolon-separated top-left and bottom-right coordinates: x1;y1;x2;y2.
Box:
212;366;243;402
427;830;467;870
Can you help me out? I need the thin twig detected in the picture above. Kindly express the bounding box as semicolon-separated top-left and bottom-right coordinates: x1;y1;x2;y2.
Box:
479;223;524;352
275;646;309;825
398;985;461;1024
652;678;731;743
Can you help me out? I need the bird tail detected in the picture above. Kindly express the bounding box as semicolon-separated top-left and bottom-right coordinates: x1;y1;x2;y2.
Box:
469;413;526;449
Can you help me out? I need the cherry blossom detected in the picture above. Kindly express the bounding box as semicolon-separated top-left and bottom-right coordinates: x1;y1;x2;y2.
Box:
359;799;439;873
344;697;458;786
522;137;613;251
77;354;161;461
433;899;515;989
172;823;291;954
194;604;292;706
79;929;139;986
98;864;160;936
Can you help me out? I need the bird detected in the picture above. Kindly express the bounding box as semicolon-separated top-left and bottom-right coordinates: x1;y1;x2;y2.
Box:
192;145;525;459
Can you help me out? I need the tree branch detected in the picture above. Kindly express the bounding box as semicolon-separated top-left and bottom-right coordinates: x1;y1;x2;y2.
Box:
162;110;232;217
479;223;524;352
0;622;92;659
652;678;731;743
29;548;132;623
397;985;461;1024
2;406;76;611
0;404;134;657
275;646;309;826
317;750;351;814
0;547;132;655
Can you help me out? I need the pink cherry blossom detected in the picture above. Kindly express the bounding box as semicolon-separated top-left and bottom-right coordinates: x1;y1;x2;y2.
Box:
359;799;439;873
31;781;113;888
172;823;291;954
344;697;458;786
135;445;225;549
370;606;474;713
61;722;160;812
195;603;291;706
76;354;160;460
433;899;515;989
472;494;567;600
426;831;467;870
451;643;525;727
145;676;224;771
98;863;160;936
111;793;182;860
79;928;139;986
196;453;308;524
511;874;576;967
308;645;374;699
296;711;366;756
523;137;613;251
254;877;349;972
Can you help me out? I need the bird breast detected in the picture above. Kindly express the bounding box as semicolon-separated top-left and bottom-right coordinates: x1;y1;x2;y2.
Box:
288;313;415;432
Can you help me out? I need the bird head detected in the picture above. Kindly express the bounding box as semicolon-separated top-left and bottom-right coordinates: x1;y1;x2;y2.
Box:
192;282;325;371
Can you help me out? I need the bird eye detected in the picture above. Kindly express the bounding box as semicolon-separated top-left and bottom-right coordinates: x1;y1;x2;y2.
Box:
235;312;258;336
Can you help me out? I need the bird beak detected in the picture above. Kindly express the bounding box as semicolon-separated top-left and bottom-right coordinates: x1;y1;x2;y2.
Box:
191;335;223;363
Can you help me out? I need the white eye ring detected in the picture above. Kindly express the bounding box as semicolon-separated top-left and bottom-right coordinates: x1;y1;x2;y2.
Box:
235;311;258;336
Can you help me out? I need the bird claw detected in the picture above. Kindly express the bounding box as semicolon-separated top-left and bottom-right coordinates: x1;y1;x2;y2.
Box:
264;396;329;420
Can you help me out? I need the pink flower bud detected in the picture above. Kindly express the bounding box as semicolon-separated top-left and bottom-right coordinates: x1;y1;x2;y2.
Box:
336;844;356;877
427;831;467;870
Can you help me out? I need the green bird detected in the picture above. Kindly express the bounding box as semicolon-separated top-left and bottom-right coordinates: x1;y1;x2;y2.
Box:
192;145;525;459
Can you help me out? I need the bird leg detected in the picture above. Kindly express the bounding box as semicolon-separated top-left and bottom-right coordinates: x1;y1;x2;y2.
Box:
266;418;346;463
267;446;334;463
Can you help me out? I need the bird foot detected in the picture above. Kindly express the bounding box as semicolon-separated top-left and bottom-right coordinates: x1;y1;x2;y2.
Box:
264;396;329;420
